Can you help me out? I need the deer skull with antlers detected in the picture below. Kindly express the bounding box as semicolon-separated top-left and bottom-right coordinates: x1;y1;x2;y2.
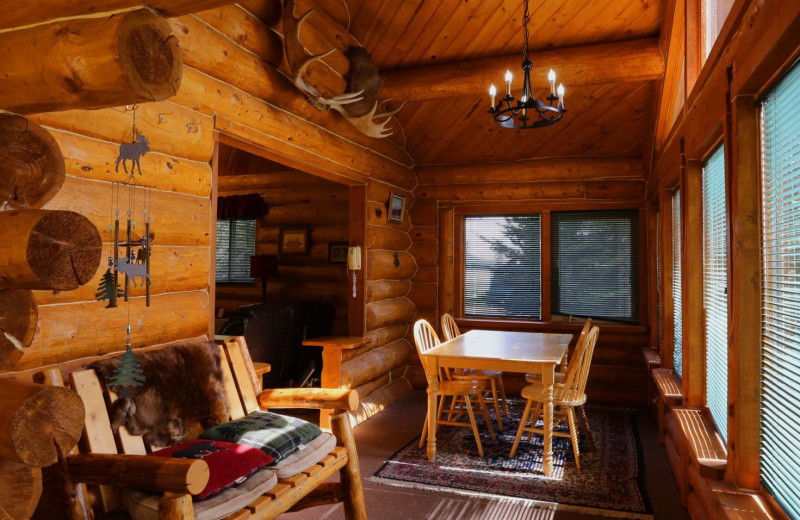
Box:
282;0;404;138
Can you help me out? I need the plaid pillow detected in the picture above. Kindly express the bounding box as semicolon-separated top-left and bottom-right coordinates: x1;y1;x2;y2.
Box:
200;411;321;464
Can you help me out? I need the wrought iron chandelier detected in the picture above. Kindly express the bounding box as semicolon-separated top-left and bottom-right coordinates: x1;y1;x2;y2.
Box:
488;0;567;129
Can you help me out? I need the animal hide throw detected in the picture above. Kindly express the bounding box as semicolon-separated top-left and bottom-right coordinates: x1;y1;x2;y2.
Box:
93;341;230;447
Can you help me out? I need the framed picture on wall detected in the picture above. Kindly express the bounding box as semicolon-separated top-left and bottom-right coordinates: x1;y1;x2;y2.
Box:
280;228;309;254
387;192;406;223
329;242;348;264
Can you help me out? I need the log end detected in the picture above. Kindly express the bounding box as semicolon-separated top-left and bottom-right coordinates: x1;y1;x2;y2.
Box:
0;115;65;210
0;460;42;520
0;290;37;371
118;9;183;102
26;210;102;291
12;385;85;468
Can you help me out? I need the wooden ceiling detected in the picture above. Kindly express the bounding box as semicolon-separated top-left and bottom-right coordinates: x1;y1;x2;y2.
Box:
338;0;664;167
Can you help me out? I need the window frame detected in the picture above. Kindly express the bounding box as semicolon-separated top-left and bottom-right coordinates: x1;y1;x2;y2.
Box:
215;218;257;285
452;203;647;331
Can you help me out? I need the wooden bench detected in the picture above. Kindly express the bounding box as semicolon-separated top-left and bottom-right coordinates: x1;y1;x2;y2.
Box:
652;368;682;443
49;336;367;520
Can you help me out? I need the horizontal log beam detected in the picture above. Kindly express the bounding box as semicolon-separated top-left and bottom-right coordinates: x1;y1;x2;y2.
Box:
258;388;359;412
382;38;664;102
67;453;209;495
0;9;182;114
417;156;645;185
0;0;245;30
416;180;646;202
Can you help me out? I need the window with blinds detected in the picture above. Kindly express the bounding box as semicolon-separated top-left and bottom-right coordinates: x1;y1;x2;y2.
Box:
215;219;256;283
657;210;662;347
760;60;800;520
702;145;728;440
464;215;541;319
672;190;683;378
551;210;639;322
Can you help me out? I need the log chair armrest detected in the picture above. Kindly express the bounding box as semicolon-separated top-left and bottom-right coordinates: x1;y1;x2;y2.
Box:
257;388;359;413
67;453;210;495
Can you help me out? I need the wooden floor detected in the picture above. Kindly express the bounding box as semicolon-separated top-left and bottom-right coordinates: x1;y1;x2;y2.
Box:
284;390;690;520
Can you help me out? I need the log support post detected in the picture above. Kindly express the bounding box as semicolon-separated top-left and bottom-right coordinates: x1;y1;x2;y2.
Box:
300;337;366;428
329;411;367;520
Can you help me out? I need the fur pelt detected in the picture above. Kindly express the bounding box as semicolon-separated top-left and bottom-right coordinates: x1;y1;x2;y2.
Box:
92;341;230;447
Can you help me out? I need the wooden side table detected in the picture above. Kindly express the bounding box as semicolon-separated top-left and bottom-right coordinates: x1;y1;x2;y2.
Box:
302;336;367;428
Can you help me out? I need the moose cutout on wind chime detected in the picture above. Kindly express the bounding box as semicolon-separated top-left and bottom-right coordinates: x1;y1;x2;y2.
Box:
96;105;154;309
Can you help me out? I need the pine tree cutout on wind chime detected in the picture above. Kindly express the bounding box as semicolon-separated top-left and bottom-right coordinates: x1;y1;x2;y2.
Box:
96;104;154;394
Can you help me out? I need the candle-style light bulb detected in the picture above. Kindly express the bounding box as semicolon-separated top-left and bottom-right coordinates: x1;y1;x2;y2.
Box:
489;84;497;107
504;70;513;96
548;69;556;95
557;83;565;106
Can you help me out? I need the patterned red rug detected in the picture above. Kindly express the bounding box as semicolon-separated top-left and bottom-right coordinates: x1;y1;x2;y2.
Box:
370;401;653;519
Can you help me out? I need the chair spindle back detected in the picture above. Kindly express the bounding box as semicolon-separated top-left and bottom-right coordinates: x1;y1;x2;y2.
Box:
560;326;600;403
441;313;460;341
413;319;452;381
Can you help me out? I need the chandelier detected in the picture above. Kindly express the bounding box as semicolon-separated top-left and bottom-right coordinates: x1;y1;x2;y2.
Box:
488;0;566;129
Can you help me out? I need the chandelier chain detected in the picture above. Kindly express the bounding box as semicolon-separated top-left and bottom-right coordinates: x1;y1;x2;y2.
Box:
522;0;530;62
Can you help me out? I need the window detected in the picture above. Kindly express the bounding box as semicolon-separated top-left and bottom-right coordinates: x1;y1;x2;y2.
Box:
760;61;800;520
215;219;256;283
703;0;735;58
702;145;728;440
551;210;640;322
672;190;683;377
464;215;541;319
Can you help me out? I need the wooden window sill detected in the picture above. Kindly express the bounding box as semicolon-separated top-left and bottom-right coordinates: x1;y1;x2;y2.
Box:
456;317;647;335
672;407;727;480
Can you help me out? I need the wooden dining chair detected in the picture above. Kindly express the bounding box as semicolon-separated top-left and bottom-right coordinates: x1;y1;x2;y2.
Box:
510;326;600;469
523;318;595;451
413;319;496;457
441;313;509;430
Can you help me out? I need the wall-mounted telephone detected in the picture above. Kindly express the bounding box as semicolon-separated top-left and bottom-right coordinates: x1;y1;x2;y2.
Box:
348;246;361;298
348;246;362;271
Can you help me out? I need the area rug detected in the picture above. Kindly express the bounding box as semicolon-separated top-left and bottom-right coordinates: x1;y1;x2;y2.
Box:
370;400;653;519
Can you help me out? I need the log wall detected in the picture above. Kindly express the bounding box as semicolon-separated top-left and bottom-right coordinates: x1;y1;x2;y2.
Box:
340;180;417;423
215;171;350;335
1;3;416;384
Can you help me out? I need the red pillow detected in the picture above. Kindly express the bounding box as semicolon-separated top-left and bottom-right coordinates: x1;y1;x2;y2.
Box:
148;439;273;499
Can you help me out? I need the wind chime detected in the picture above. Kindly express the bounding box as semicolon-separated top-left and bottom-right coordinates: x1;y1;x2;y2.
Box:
95;104;153;396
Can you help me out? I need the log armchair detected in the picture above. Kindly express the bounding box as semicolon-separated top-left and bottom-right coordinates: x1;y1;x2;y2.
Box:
49;336;367;520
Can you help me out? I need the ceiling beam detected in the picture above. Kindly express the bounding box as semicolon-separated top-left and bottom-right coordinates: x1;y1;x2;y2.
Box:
0;0;252;31
381;38;664;102
417;155;646;185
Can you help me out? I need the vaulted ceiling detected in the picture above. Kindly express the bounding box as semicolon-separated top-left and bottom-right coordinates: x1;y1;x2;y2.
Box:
341;0;665;167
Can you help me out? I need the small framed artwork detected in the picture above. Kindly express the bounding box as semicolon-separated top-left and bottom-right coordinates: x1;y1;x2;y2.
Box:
280;228;309;254
328;242;349;264
387;192;406;223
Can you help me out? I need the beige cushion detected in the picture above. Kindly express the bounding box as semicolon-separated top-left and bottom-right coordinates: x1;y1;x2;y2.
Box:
124;468;277;520
272;431;337;478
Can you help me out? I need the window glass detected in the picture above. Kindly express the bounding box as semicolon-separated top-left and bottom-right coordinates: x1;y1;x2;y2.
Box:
215;219;256;283
464;215;541;319
551;210;640;322
702;145;728;440
760;61;800;520
672;190;683;377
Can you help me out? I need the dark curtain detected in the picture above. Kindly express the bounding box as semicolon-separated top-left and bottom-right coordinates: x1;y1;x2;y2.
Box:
217;193;268;219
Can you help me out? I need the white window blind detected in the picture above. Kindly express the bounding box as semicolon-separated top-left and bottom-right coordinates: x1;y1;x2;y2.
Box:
760;60;800;520
551;210;640;322
464;215;541;319
702;145;728;440
215;219;256;283
672;190;683;377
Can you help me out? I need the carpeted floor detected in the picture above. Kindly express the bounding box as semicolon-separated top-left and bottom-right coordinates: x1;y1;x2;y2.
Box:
282;390;690;520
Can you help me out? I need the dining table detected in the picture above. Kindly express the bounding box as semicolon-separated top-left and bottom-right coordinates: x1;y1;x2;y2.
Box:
421;329;573;476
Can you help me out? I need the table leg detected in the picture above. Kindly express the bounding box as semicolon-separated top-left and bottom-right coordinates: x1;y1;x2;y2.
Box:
542;363;555;476
426;357;438;461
